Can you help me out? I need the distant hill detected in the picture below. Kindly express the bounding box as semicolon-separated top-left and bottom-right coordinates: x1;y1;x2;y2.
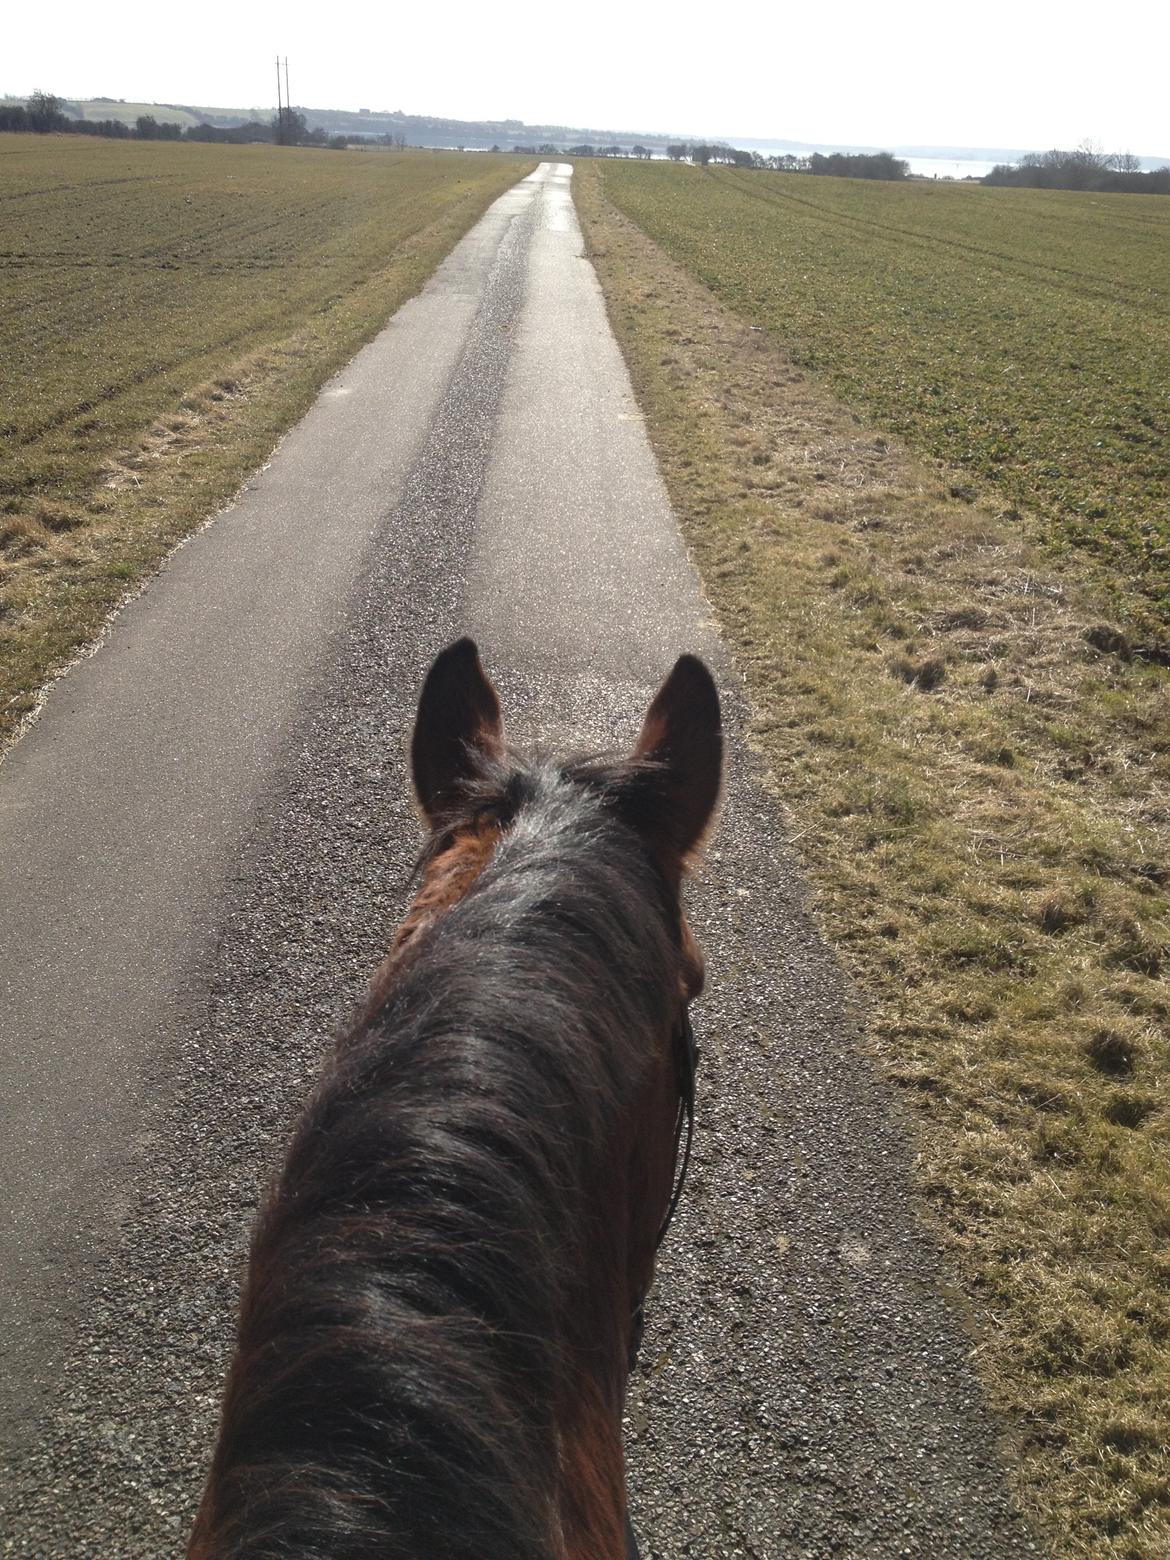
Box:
11;99;1167;169
724;135;1169;171
729;135;1033;161
64;97;205;129
42;97;685;150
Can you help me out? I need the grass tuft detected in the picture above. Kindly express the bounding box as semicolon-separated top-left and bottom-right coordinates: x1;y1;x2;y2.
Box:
1085;1026;1141;1076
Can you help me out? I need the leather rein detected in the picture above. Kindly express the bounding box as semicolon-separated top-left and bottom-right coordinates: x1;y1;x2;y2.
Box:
628;1005;698;1372
624;1006;698;1560
656;1006;698;1253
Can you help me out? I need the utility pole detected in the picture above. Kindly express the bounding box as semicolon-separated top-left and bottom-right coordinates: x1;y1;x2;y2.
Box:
274;57;293;145
274;55;294;144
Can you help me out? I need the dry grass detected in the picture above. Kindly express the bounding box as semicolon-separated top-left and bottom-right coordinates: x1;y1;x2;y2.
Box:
576;163;1170;1558
0;139;534;747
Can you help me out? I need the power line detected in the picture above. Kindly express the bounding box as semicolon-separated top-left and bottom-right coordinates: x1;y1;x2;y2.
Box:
275;54;292;144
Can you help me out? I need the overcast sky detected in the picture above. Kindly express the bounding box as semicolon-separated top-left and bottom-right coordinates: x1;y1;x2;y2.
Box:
7;0;1169;156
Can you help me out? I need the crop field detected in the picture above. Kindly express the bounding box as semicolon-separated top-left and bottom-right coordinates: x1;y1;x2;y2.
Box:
597;162;1170;630
577;164;1170;1557
0;136;531;740
69;100;206;128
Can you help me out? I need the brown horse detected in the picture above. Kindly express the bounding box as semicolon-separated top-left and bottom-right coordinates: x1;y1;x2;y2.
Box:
189;639;721;1559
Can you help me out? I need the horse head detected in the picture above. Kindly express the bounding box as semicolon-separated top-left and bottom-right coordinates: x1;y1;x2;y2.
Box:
190;640;722;1560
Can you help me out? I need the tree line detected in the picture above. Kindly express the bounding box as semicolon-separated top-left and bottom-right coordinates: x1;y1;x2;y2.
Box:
13;98;1162;195
0;92;352;149
513;141;910;179
666;144;910;178
510;142;655;159
984;146;1170;194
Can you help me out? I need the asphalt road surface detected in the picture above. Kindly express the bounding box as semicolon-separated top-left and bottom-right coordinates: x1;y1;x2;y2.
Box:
0;164;1037;1557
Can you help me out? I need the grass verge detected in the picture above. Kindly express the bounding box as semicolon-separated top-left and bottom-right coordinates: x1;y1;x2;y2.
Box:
575;162;1170;1559
0;139;534;748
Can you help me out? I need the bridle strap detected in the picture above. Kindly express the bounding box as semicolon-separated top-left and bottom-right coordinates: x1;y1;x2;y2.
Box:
628;1007;697;1376
624;1510;642;1560
653;1008;697;1252
625;1007;698;1550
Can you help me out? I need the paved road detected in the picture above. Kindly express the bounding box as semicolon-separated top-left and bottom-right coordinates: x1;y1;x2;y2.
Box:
0;165;1036;1556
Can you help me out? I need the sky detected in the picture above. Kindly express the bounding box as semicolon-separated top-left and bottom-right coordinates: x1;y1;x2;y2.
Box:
7;0;1170;157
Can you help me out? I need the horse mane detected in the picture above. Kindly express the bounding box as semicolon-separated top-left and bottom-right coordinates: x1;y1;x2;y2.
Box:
194;755;684;1559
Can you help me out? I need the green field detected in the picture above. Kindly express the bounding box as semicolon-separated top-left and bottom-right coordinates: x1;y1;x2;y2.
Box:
68;100;206;128
597;163;1170;628
0;136;532;738
578;163;1170;1557
62;100;270;130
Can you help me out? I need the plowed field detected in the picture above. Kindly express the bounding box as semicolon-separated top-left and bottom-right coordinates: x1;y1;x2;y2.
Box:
0;136;532;736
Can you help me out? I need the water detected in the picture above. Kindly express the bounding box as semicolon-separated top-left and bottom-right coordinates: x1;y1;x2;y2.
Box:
905;156;998;179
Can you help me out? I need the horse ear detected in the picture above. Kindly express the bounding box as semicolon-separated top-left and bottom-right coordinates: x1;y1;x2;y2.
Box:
412;639;504;822
632;655;722;863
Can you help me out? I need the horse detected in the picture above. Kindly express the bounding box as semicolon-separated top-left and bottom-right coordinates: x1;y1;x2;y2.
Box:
188;638;722;1559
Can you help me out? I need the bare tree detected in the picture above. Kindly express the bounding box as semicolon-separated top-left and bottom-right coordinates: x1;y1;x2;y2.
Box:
27;89;66;133
272;108;307;146
1074;139;1110;173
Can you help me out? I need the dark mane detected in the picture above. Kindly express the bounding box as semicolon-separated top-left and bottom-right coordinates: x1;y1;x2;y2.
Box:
199;761;683;1559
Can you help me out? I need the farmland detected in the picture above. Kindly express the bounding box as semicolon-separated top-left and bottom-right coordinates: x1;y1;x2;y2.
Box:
66;99;206;129
578;163;1170;1556
597;162;1170;630
0;136;532;740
